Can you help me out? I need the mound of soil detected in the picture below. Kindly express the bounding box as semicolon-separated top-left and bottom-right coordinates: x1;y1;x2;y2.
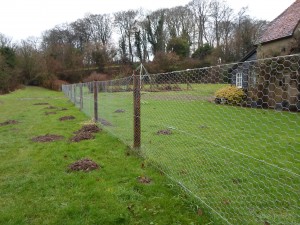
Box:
45;111;57;115
99;118;112;126
68;158;99;172
59;116;75;121
74;124;101;134
71;124;101;142
33;103;49;105
114;109;125;113
44;106;57;109
0;120;18;126
31;134;64;142
71;132;94;142
157;129;172;135
138;176;151;184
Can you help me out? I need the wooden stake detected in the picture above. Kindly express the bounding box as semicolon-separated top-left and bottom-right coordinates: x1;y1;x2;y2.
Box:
93;81;98;122
133;73;141;149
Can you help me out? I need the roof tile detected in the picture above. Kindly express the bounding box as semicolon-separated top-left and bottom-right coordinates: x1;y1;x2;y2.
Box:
259;0;300;43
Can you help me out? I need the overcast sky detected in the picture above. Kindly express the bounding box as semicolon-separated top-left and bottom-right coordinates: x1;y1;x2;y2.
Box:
0;0;295;42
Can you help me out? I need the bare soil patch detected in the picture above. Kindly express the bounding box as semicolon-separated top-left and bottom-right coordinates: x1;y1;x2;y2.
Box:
138;176;152;184
59;116;75;121
114;109;125;113
71;124;101;142
71;132;94;142
45;111;57;115
75;124;101;134
31;134;64;142
157;129;172;135
33;103;49;105
99;118;113;126
68;158;100;172
44;106;57;109
0;120;18;126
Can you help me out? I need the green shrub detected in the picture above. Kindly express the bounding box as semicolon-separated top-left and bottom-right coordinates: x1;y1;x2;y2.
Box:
215;86;246;105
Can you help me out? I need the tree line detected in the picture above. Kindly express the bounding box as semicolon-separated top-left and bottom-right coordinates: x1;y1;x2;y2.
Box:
0;0;267;94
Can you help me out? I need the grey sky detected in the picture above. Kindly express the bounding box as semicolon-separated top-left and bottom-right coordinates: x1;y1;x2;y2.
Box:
0;0;295;42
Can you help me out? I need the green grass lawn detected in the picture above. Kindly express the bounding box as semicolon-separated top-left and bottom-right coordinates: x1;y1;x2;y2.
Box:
0;86;211;225
73;83;300;224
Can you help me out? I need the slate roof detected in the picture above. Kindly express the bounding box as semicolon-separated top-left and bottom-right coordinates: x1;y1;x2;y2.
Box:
259;0;300;44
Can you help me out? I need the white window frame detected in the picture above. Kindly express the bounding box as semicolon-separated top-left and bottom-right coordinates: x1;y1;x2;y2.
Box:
236;73;243;88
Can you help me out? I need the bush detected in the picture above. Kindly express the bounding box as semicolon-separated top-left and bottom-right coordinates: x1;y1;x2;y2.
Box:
167;37;190;58
192;43;213;60
215;86;246;105
147;52;180;73
42;77;68;91
83;72;110;82
0;47;21;94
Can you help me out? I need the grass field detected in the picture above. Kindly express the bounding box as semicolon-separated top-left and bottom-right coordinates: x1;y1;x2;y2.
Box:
71;83;300;224
0;87;211;225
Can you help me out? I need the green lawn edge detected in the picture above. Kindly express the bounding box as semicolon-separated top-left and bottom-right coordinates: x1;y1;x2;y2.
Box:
0;86;210;225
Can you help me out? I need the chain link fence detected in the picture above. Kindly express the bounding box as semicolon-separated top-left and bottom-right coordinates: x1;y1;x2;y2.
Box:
62;54;300;225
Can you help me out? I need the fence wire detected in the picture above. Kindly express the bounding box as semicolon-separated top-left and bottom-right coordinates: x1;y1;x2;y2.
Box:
62;54;300;225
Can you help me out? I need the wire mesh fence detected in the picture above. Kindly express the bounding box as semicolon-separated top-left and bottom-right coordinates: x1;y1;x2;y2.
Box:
62;54;300;225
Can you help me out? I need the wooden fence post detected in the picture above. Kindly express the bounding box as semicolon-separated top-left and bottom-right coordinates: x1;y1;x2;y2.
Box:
69;85;72;101
93;81;98;122
133;73;141;149
80;83;83;110
73;85;76;103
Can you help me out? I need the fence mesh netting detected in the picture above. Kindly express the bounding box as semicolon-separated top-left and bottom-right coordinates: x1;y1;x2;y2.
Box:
62;54;300;225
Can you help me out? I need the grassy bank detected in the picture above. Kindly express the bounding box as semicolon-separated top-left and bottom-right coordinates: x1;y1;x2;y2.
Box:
0;87;209;225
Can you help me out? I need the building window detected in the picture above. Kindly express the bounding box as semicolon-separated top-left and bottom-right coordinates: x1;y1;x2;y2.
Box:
236;73;243;88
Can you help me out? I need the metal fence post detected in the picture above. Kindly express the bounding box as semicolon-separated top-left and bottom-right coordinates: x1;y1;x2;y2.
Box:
133;73;141;149
93;81;98;122
80;83;83;110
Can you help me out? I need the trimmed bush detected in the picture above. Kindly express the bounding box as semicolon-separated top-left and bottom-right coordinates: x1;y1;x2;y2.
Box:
215;86;246;105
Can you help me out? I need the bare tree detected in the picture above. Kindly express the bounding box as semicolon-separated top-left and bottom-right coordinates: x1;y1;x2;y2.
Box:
18;37;47;85
188;0;210;48
165;6;194;46
0;33;13;48
233;8;267;59
114;10;138;63
85;13;113;46
218;7;234;61
209;0;232;48
70;18;92;52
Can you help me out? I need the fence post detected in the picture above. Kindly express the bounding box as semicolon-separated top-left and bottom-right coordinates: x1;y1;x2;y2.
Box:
75;85;77;103
133;73;141;149
73;85;76;103
93;81;98;122
80;83;83;110
70;85;73;102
